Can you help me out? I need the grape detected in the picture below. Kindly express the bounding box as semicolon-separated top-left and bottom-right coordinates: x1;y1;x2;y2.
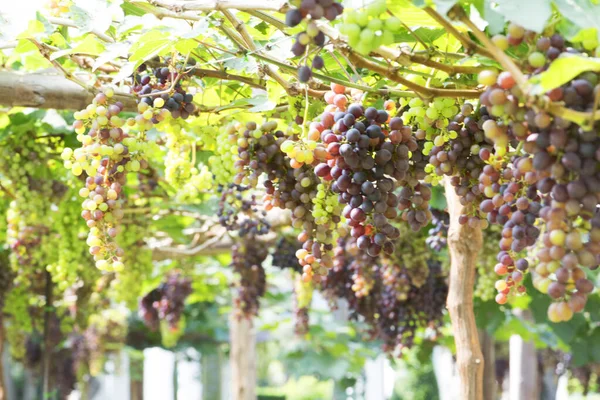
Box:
298;66;312;83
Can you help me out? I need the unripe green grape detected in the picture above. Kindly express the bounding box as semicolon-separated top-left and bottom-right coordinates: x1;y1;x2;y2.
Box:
528;51;546;68
355;12;369;27
360;28;374;42
367;18;383;31
385;16;402;32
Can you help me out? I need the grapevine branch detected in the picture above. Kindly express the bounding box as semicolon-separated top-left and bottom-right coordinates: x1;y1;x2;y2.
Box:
344;49;482;99
147;0;289;12
423;6;492;58
221;10;292;91
47;17;115;43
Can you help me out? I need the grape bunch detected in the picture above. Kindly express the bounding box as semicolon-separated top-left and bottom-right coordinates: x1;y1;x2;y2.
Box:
314;104;424;256
339;0;403;55
320;233;447;353
138;271;192;331
231;238;268;318
217;184;270;237
271;236;303;273
293;274;313;335
470;29;600;318
231;120;338;283
285;0;344;82
426;209;449;252
62;91;159;271
132;56;197;119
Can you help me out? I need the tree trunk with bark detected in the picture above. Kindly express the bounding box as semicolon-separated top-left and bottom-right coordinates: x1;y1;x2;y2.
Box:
0;315;5;400
443;178;484;400
129;351;144;400
479;330;496;400
229;313;256;400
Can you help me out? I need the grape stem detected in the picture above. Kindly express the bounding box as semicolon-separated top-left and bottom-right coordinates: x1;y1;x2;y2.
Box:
221;10;292;92
343;49;482;99
29;39;94;92
0;182;15;200
146;0;289;12
450;7;528;88
423;6;493;58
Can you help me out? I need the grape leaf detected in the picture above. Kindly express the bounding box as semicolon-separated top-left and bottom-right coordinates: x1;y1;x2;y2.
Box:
553;0;600;40
494;0;552;33
395;27;446;44
129;30;172;63
50;35;106;60
529;54;600;94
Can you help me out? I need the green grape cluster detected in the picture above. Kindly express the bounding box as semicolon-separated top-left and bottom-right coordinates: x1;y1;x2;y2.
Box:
159;122;215;201
109;218;153;310
339;0;402;55
401;98;459;146
207;123;241;186
3;287;32;359
474;228;503;301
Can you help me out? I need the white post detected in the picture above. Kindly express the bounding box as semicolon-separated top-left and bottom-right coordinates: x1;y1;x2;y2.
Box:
509;310;538;400
144;348;175;400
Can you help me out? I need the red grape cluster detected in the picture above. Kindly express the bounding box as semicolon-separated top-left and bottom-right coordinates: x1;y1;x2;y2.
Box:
139;271;193;331
314;104;427;256
426;209;449;252
271;236;303;273
320;234;447;353
232;238;268;318
467;29;600;319
285;0;344;82
217;184;271;237
132;56;197;120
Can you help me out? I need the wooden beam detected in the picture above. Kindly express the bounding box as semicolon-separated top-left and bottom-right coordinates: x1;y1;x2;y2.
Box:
0;71;137;111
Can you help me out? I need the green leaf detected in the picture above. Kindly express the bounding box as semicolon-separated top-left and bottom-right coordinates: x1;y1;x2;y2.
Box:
173;39;198;55
553;0;600;39
50;35;105;60
429;185;447;210
570;27;599;43
93;42;129;71
529;55;600;94
395;27;446;44
495;0;552;33
482;1;506;35
121;1;147;16
388;1;440;27
129;30;172;64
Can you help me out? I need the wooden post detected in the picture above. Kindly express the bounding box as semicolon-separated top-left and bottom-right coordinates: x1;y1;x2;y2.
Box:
42;271;54;400
201;346;222;400
443;178;484;400
129;350;144;400
479;330;496;400
229;313;256;400
0;315;5;400
510;310;538;400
